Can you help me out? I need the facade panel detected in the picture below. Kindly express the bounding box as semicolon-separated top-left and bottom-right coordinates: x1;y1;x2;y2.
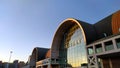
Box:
112;10;120;34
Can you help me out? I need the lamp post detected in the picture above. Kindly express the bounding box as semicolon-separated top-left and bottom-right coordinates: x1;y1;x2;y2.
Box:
7;51;13;68
9;51;13;63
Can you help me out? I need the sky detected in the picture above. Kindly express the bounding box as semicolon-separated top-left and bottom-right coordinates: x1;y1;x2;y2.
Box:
0;0;120;63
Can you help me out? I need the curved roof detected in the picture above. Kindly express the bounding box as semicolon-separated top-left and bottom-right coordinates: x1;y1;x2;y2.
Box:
51;18;97;58
29;47;49;67
76;19;97;44
31;47;49;62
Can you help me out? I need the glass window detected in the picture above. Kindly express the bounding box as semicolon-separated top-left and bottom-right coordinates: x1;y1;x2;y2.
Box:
115;38;120;48
88;47;94;55
95;44;103;53
104;41;114;51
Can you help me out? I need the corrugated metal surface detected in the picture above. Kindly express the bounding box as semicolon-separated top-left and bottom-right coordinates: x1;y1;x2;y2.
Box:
112;10;120;34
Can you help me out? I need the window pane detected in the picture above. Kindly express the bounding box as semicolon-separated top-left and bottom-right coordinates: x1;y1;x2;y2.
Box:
116;38;120;48
95;44;103;53
105;41;114;51
88;47;94;55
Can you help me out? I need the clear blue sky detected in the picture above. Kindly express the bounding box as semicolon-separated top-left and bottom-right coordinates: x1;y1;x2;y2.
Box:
0;0;120;62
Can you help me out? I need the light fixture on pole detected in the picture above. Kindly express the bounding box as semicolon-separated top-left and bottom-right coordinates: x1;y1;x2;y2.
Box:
7;51;13;68
9;51;13;63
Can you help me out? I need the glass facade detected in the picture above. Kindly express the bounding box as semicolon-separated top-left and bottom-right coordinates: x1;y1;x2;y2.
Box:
59;24;87;68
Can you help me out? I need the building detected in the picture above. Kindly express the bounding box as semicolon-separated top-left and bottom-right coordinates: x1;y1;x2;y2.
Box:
19;61;26;68
27;10;120;68
28;47;49;68
87;10;120;68
0;61;2;68
1;60;25;68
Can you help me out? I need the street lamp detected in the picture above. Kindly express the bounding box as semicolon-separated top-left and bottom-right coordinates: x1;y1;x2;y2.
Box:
7;51;13;68
9;51;13;63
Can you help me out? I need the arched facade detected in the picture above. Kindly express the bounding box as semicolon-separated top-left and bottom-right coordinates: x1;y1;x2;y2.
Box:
30;47;49;68
23;10;120;68
51;18;96;67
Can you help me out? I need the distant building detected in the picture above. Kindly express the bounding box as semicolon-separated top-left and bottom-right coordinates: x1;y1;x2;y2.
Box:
0;61;2;68
25;10;120;68
19;61;25;68
1;60;25;68
2;62;9;68
30;47;49;68
22;56;31;68
13;60;18;68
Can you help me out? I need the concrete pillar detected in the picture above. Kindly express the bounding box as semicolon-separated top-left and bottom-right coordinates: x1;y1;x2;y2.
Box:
102;42;105;52
93;45;95;54
112;39;117;50
93;45;99;68
95;55;99;68
109;58;113;68
101;59;104;68
48;64;51;68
